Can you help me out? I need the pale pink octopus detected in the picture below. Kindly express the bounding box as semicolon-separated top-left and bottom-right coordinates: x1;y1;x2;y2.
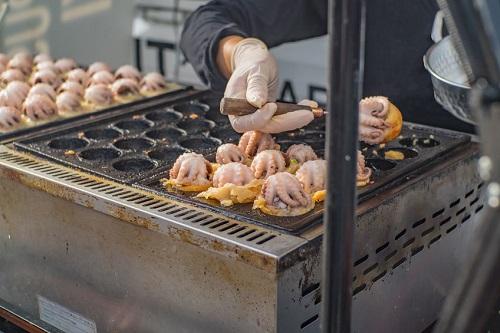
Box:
238;131;278;158
12;52;32;65
111;78;140;97
115;65;141;82
56;91;82;113
216;143;246;164
88;70;115;86
54;58;77;74
359;96;390;145
87;62;111;77
1;69;25;85
0;53;9;67
23;94;58;121
286;144;318;165
0;106;22;130
212;162;254;188
35;61;59;74
66;68;89;86
29;83;57;101
169;152;212;186
296;159;327;193
84;84;113;107
357;151;372;186
0;81;30;109
7;57;31;76
140;72;167;92
30;69;61;89
33;53;52;65
58;81;84;98
262;172;311;209
251;150;286;179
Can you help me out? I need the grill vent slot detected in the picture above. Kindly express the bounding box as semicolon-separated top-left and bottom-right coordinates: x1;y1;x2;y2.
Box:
350;182;485;295
0;149;282;248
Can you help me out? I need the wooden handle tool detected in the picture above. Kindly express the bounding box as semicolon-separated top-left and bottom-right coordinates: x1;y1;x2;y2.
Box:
219;97;326;118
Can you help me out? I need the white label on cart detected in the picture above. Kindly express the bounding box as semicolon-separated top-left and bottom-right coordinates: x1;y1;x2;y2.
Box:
37;295;97;333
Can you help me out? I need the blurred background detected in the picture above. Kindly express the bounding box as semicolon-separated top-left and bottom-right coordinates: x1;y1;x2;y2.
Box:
0;0;327;103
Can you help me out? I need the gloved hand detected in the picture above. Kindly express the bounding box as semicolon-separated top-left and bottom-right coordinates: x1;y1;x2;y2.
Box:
225;38;314;133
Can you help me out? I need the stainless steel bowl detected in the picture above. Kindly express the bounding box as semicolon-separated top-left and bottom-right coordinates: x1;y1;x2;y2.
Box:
424;35;475;124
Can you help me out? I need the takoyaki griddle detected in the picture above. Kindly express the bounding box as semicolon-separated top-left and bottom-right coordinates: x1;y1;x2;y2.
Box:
14;92;471;233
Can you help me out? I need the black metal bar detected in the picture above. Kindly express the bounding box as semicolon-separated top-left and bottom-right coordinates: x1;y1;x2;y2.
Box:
321;0;366;332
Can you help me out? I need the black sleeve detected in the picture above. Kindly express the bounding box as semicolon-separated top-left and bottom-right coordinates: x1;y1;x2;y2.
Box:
180;0;327;92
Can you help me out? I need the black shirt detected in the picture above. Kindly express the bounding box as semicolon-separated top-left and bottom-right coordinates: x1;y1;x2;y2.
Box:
180;0;474;132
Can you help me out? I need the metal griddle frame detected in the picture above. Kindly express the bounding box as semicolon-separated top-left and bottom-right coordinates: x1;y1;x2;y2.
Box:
322;0;500;332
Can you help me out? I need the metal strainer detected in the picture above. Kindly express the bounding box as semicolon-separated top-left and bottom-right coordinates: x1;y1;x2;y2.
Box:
424;12;475;125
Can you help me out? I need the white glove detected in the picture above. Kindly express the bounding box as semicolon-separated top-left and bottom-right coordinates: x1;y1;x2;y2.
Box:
225;38;314;133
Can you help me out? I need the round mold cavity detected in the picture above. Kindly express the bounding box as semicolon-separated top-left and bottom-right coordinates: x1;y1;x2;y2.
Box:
114;119;152;132
379;147;418;160
84;128;121;141
49;137;88;150
145;127;185;142
173;102;209;118
113;158;155;172
206;110;228;124
180;137;221;151
114;138;154;151
148;147;188;162
210;127;240;143
417;138;440;148
145;109;182;123
177;119;214;134
366;158;396;171
80;148;121;161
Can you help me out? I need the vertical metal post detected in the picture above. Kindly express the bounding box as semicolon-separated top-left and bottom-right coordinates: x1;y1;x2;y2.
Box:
321;0;366;332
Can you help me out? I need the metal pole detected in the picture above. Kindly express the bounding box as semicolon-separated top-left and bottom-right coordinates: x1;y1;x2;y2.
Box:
321;0;366;332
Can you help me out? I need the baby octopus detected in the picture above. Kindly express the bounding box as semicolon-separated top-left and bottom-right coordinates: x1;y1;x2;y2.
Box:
23;94;57;121
212;162;254;188
357;151;372;187
251;150;286;179
56;91;82;113
359;96;402;144
84;84;113;107
29;83;57;101
261;172;312;212
30;69;61;89
58;81;84;98
169;152;213;188
286;144;318;165
0;106;22;130
87;62;112;77
89;71;115;86
54;58;77;74
296;159;327;193
216;143;246;164
140;72;167;93
111;78;140;97
66;68;89;87
238;131;278;158
1;69;25;85
1;81;30;107
115;65;141;82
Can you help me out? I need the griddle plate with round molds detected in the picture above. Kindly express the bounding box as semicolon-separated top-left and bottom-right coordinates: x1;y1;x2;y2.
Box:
14;93;471;234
